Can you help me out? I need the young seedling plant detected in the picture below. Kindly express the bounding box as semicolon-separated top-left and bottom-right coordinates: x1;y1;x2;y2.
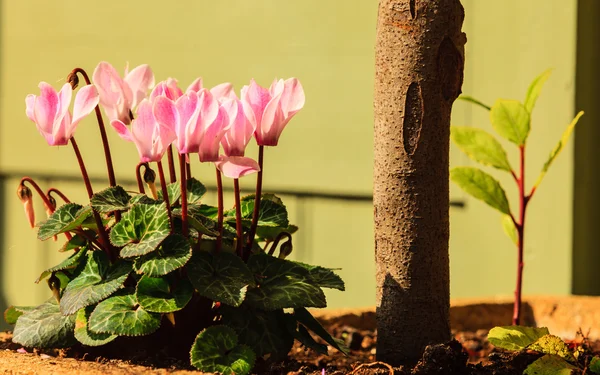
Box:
4;62;348;375
451;69;584;325
487;325;600;374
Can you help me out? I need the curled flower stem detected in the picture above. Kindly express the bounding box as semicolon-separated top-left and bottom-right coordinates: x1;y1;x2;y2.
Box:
69;68;117;188
234;179;243;257
246;146;264;255
267;232;292;256
179;154;189;237
167;145;177;183
156;161;173;231
47;188;71;204
216;167;224;253
136;162;147;194
70;137;112;260
19;177;54;211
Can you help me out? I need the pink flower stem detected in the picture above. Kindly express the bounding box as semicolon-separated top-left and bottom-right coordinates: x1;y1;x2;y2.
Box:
513;145;530;326
156;161;173;231
246;145;264;256
69;68;121;223
69;68;117;188
136;162;147;194
70;137;113;260
19;177;54;210
179;154;189;237
47;188;71;204
167;145;177;183
234;178;243;257
216;167;224;253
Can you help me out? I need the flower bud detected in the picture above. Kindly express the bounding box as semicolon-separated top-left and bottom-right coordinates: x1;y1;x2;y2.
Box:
67;72;79;90
17;184;35;228
47;273;61;303
143;167;156;184
278;240;293;259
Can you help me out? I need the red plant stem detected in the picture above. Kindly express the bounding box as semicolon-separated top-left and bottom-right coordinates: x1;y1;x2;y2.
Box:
167;145;177;183
19;177;54;210
234;178;243;257
246;146;264;253
136;162;146;194
216;167;224;253
513;145;530;326
70;137;112;260
47;188;71;204
179;154;189;237
70;68;117;188
186;157;192;179
156;161;173;230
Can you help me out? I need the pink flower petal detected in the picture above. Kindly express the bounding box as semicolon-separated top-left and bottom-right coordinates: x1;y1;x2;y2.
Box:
52;111;72;146
242;79;271;127
110;119;133;142
280;78;305;117
210;82;235;100
215;156;260;179
150;78;183;101
221;99;254;157
72;85;100;125
153;96;179;133
186;78;203;93
93;62;130;109
124;64;155;108
256;92;285;146
25;94;36;122
198;105;228;162
56;83;73;127
24;197;35;228
33;82;59;135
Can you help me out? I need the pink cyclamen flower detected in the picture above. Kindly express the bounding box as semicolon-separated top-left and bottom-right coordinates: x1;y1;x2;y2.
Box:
186;78;236;100
220;97;255;157
92;61;154;125
111;99;176;163
25;82;99;146
150;78;183;101
214;156;260;179
241;78;305;146
153;89;229;162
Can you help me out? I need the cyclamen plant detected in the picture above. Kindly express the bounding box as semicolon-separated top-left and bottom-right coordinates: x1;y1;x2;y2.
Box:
5;62;348;375
451;69;584;326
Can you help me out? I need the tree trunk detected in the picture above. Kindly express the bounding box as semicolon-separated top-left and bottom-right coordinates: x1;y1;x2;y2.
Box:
373;0;466;365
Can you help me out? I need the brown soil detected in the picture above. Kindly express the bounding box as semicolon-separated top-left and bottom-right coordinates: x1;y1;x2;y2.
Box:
1;308;598;375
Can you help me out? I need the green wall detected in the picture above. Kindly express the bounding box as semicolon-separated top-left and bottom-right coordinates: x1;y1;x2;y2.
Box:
0;1;582;330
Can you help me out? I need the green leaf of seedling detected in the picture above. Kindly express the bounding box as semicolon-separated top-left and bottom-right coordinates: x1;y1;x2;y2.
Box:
88;289;161;337
74;306;117;346
60;251;131;315
135;275;193;313
529;334;576;362
157;182;181;206
4;306;35;325
257;225;299;242
490;99;530;146
450;167;511;215
38;204;95;241
523;354;577;375
293;261;345;291
458;95;491;111
534;111;584;189
590;356;600;373
246;253;326;310
12;298;76;348
110;202;171;258
220;305;294;358
186;177;207;205
133;234;192;277
487;326;550;351
501;215;518;245
294;307;350;355
450;126;512;172
36;247;89;283
90;186;132;213
226;194;289;228
524;69;552;114
190;325;255;375
187;251;255;307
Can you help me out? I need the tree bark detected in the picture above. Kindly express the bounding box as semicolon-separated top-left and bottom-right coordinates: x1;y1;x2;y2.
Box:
373;0;466;365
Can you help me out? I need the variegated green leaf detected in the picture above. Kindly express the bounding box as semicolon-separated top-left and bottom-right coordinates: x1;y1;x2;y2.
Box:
4;306;35;325
135;275;193;313
38;204;95;241
36;247;89;283
110;202;170;258
133;234;192;277
12;298;76;348
74;306;117;346
60;251;131;315
190;325;255;375
88;289;161;337
90;186;132;213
